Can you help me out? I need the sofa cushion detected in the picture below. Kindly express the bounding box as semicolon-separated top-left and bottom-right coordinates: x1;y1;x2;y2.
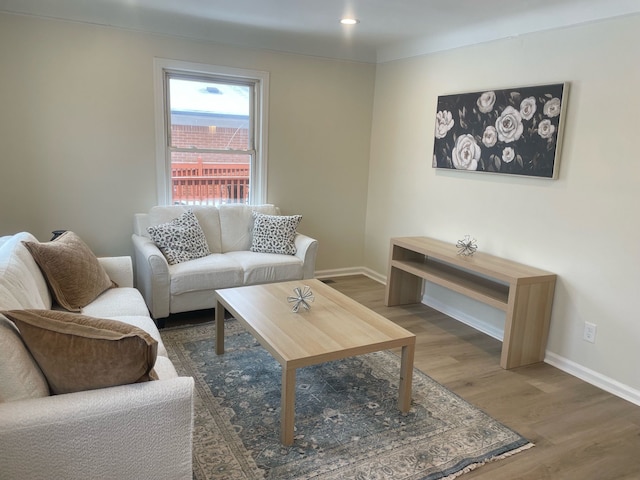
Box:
0;314;50;402
0;232;52;310
147;210;211;265
250;213;302;255
191;207;223;254
80;287;151;318
23;231;115;312
0;235;12;249
0;283;22;311
219;204;279;252
3;310;158;395
169;254;243;295
78;288;169;355
224;251;304;285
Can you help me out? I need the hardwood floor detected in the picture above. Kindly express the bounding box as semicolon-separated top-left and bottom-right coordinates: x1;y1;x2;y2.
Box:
165;275;640;480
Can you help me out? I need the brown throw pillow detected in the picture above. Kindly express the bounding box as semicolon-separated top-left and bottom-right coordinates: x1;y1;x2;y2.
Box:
3;309;158;395
23;231;115;311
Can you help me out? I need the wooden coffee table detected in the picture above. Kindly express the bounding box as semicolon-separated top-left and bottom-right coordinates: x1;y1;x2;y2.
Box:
214;279;416;445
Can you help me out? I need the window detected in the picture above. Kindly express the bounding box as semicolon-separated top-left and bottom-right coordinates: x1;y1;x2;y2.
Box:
154;59;269;205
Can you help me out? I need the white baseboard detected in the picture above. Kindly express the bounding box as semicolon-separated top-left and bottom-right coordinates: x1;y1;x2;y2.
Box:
317;267;640;407
315;267;385;284
544;352;640;406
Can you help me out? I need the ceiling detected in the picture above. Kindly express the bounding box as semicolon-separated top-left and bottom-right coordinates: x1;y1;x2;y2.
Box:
1;0;639;63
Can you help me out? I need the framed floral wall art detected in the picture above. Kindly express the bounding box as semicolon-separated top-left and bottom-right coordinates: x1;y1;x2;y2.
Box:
432;83;568;178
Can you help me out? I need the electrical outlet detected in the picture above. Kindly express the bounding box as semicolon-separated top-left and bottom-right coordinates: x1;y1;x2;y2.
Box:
583;322;597;343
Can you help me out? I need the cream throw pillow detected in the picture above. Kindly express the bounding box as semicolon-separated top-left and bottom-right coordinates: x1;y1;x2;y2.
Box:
23;231;115;311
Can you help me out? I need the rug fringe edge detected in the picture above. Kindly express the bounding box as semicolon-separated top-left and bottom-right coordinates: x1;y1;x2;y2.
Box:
442;442;535;480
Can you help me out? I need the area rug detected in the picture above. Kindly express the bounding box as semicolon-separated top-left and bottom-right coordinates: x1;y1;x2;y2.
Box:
161;320;533;480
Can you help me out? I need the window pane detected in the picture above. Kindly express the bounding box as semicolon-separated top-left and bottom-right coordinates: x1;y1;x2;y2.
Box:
168;77;252;205
170;151;250;205
169;78;250;150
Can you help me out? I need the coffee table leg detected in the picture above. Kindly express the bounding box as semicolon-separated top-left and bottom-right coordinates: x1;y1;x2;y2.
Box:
215;300;224;355
398;343;415;412
281;365;296;445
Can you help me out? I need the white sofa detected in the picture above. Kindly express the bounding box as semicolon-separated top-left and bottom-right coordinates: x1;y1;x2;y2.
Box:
132;204;318;322
0;232;194;480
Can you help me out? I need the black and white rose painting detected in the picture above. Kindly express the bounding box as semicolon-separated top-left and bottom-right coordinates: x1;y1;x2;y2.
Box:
432;83;566;178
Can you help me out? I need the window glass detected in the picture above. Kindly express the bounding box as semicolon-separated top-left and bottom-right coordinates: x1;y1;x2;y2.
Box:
168;78;252;205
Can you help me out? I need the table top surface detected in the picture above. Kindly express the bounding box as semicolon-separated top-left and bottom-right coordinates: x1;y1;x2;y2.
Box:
214;279;415;368
392;236;557;281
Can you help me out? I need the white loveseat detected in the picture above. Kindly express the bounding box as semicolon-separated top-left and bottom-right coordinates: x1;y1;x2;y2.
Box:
132;204;318;322
0;232;194;480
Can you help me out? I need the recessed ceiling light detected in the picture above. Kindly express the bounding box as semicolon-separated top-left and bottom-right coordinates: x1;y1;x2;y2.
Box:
340;18;360;25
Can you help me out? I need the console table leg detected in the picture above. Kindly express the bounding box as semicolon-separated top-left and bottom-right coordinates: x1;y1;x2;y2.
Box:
501;280;555;369
386;268;423;306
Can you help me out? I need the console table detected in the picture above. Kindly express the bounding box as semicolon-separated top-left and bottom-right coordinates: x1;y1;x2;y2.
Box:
385;236;556;369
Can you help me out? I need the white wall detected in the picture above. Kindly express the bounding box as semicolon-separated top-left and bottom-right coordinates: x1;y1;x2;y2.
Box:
0;13;375;271
366;15;640;399
2;10;639;403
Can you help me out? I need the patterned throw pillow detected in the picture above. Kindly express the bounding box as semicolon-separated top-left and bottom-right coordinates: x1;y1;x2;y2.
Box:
250;213;301;255
147;210;210;265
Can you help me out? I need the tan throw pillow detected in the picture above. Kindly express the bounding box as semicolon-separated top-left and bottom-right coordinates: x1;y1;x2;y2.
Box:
23;231;115;311
2;309;158;395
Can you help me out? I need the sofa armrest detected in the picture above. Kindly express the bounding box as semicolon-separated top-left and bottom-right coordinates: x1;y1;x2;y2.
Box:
294;233;318;279
0;376;194;480
97;256;134;288
132;234;171;319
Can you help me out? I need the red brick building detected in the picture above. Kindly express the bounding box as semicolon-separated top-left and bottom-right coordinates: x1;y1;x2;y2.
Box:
170;115;250;205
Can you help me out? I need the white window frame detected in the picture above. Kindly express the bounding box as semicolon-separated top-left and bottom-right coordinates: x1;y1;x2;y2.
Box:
153;58;269;205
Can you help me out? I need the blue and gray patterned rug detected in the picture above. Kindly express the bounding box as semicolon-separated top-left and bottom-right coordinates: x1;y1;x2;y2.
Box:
161;320;533;480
